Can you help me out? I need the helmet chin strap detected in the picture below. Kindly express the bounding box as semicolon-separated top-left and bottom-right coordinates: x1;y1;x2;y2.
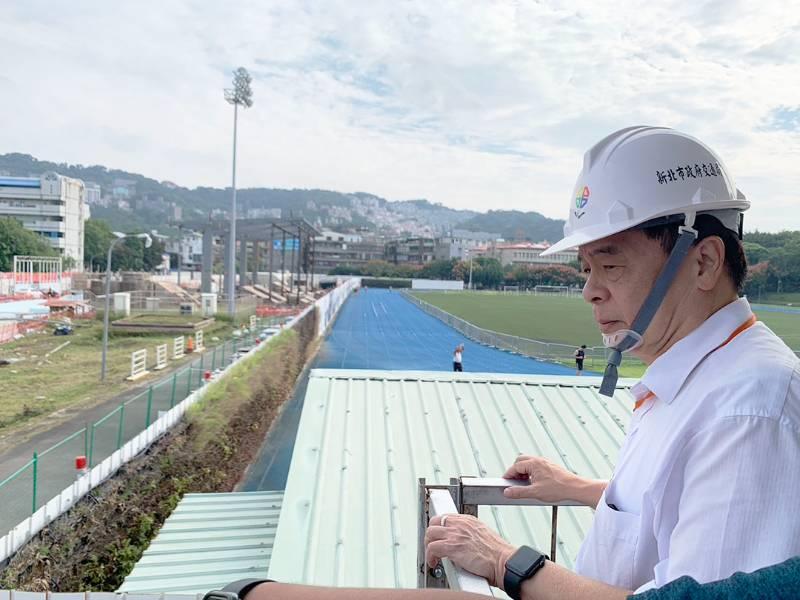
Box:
598;218;699;397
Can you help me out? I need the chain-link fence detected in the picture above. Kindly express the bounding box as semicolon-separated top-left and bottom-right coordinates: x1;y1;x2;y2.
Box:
0;317;276;535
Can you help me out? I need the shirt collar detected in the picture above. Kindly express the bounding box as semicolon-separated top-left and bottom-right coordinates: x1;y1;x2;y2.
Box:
636;297;754;405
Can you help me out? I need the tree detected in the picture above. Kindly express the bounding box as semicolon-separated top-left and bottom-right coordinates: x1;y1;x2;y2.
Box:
743;261;770;299
83;218;115;271
419;259;458;280
742;241;770;266
0;217;57;271
142;236;166;271
506;264;585;288
84;218;165;272
468;257;504;289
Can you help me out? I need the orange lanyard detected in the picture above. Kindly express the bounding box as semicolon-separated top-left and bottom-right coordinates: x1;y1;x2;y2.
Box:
633;315;757;411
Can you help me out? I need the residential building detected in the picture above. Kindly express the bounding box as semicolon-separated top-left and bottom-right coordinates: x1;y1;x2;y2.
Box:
385;236;436;265
246;207;281;219
84;182;102;205
165;230;204;270
435;229;502;260
112;178;136;199
475;241;578;267
313;230;384;273
0;172;89;268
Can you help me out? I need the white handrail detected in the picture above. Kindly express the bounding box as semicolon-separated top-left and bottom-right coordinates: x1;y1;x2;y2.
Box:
428;489;494;596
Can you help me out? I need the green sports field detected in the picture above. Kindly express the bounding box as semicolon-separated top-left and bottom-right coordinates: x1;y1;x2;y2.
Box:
411;292;800;376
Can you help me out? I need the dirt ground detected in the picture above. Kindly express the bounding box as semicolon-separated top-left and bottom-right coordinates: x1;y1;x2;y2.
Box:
0;310;316;592
0;317;232;442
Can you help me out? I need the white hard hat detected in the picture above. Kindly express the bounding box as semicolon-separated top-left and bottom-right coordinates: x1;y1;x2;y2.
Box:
542;126;750;256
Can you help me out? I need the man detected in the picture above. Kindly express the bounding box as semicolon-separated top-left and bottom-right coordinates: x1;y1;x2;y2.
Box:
453;343;464;372
232;127;800;600
423;126;800;596
574;344;586;375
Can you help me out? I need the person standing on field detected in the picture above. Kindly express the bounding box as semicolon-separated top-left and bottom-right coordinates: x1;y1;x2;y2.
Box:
575;344;587;375
453;344;464;372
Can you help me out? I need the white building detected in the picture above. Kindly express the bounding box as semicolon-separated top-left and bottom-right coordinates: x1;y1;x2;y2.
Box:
0;172;89;268
165;230;204;270
435;229;502;260
475;241;578;267
84;182;102;205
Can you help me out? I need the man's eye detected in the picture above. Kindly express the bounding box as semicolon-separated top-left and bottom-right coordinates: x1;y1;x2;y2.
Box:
603;265;619;271
582;266;591;274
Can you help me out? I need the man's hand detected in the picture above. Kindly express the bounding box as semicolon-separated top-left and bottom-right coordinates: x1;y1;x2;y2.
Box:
425;513;516;588
503;455;607;507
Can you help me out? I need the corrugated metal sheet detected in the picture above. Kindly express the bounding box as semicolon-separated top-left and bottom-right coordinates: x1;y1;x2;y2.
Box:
269;369;635;589
119;491;282;595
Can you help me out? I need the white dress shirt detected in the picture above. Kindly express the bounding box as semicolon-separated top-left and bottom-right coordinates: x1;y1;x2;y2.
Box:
574;298;800;592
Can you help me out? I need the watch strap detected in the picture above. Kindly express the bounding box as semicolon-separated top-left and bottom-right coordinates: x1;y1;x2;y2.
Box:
222;578;274;599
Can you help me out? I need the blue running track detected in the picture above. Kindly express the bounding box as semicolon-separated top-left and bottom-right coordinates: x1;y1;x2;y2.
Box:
315;288;576;374
241;288;578;491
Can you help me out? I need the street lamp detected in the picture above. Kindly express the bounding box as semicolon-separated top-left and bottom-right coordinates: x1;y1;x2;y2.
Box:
100;232;152;381
224;67;254;317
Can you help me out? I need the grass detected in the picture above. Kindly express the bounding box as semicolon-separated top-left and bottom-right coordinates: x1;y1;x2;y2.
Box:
756;292;800;306
412;291;800;378
187;329;296;449
113;313;210;326
0;318;233;438
412;292;604;345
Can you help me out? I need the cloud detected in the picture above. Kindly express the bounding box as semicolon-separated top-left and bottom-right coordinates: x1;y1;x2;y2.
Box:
761;106;800;133
0;0;798;231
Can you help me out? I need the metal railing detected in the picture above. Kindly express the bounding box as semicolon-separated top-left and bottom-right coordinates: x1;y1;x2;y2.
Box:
402;291;610;367
418;477;581;594
0;317;277;535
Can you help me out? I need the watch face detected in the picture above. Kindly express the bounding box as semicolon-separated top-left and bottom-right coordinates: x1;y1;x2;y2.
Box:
508;545;544;575
204;592;239;600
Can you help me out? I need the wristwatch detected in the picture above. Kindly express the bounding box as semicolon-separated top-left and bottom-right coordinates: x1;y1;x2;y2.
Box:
202;578;274;600
503;546;548;600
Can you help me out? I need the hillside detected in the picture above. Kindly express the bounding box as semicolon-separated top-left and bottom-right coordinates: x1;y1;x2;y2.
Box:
0;153;565;242
457;210;565;243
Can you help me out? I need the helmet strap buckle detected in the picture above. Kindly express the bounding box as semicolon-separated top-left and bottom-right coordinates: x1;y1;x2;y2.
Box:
678;211;698;238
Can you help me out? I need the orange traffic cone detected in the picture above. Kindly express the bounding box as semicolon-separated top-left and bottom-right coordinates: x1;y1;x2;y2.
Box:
187;336;195;353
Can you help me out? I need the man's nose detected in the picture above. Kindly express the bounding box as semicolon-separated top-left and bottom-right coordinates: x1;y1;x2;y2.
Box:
582;272;609;304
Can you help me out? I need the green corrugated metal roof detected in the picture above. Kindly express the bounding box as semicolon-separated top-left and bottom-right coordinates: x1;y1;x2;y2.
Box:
269;369;635;589
119;491;282;595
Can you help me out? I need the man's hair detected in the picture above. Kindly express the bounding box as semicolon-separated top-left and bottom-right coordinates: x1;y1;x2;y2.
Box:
642;213;747;293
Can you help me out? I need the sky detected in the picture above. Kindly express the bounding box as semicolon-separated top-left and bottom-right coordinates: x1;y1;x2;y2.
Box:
1;0;798;231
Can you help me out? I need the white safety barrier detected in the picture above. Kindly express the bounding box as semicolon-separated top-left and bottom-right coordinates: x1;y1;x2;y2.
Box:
154;344;168;370
0;277;361;567
173;335;185;359
126;349;148;381
314;277;361;336
194;330;204;351
412;278;464;291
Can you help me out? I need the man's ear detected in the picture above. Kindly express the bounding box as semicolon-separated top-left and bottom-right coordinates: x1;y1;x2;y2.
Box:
694;236;726;291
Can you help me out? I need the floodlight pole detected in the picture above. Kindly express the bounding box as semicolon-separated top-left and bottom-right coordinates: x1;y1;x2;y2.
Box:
224;67;253;319
227;102;239;317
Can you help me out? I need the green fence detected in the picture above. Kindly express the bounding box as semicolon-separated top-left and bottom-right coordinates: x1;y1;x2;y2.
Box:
0;318;278;535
